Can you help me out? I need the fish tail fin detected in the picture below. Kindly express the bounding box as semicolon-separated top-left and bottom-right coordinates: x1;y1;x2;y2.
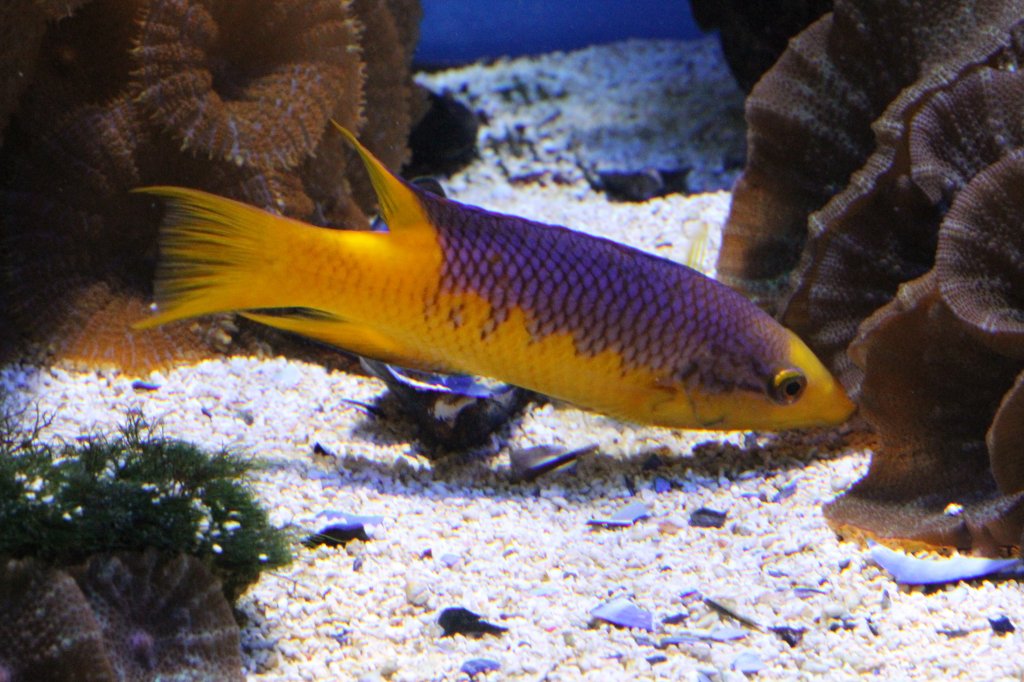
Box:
132;186;320;330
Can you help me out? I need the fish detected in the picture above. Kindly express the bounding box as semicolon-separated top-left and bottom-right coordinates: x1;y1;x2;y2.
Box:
134;123;855;431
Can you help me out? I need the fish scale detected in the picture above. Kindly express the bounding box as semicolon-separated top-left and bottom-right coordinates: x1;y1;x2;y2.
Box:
427;195;770;388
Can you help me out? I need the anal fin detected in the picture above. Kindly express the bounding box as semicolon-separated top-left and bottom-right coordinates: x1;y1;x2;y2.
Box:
241;311;441;371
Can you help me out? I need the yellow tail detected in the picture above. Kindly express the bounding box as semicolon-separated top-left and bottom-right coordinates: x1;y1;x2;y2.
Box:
132;186;329;330
133;126;451;370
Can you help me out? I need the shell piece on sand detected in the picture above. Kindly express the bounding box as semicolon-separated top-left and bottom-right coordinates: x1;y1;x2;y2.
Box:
361;358;529;451
869;544;1024;585
587;501;651;528
590;596;654;631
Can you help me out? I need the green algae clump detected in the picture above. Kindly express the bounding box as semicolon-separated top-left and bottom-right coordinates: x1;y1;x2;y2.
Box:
0;405;290;601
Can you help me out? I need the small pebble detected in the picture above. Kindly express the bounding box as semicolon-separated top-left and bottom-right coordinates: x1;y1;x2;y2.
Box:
823;603;847;619
405;578;430;607
731;651;764;674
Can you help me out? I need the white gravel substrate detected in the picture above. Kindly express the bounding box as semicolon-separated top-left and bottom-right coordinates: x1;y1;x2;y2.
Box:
4;38;1024;681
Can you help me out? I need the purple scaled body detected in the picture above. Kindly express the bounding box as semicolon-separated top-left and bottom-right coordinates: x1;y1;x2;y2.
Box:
420;194;790;395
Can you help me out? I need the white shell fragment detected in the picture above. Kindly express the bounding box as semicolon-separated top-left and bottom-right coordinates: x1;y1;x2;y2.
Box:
587;501;650;527
590;596;654;631
508;443;597;482
731;650;765;674
315;510;385;527
869;544;1024;585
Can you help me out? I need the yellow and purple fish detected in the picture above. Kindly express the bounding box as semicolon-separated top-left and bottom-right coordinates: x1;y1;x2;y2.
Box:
135;124;854;431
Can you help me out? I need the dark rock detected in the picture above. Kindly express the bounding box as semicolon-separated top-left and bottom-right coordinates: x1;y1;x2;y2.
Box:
690;0;833;91
770;625;806;647
405;90;478;177
689;507;728;528
304;524;371;548
989;615;1015;635
438;607;507;638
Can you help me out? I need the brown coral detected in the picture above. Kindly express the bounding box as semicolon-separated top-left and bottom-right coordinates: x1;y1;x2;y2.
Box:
0;558;115;682
335;0;423;215
934;146;1024;358
0;0;423;373
718;0;1024;553
0;0;110;146
33;0;94;18
828;273;1024;551
720;0;1023;316
73;551;244;682
0;95;211;371
133;0;362;170
0;552;245;681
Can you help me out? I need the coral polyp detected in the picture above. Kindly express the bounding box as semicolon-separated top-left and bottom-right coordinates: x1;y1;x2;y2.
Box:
73;551;244;681
0;558;114;682
133;0;363;170
0;0;423;373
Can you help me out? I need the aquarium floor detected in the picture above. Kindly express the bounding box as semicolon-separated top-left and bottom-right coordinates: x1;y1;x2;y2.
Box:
4;38;1022;682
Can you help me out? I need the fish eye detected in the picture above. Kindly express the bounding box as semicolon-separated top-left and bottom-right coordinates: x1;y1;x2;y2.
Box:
769;368;807;405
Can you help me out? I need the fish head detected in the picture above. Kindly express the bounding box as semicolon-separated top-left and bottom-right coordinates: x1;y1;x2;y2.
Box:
650;324;855;431
755;329;856;429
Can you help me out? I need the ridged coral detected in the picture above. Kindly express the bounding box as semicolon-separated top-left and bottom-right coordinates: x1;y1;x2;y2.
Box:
0;553;244;681
717;0;1024;552
0;558;115;681
0;0;422;373
133;0;361;170
73;551;244;682
839;274;1024;551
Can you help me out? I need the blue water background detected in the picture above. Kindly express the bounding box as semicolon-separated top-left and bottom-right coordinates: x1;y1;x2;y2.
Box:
416;0;702;64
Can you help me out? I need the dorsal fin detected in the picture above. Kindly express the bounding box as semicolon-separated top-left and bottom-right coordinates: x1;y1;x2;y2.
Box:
333;122;429;232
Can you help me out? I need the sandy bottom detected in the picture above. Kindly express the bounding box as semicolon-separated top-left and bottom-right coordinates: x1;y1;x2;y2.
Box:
4;39;1023;681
